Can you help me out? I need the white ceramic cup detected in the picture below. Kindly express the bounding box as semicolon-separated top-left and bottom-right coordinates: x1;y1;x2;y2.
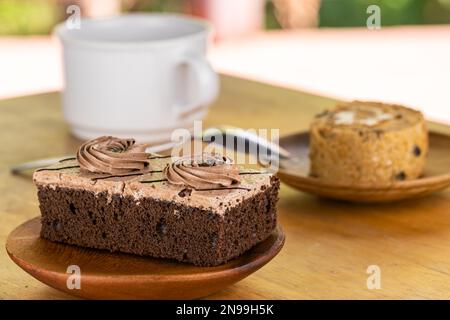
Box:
55;13;219;143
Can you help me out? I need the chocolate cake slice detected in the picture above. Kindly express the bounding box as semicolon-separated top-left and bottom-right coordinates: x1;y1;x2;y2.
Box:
33;137;280;266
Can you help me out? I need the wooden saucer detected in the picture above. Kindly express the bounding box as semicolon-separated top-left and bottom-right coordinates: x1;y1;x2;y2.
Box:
6;217;284;300
277;130;450;202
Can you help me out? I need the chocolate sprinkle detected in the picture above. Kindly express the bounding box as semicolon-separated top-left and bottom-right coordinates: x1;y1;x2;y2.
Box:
91;170;163;181
239;171;270;175
91;172;144;181
140;179;168;184
36;165;80;172
194;187;251;192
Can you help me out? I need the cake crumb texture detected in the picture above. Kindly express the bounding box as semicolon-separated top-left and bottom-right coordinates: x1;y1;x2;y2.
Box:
38;176;280;266
309;101;428;185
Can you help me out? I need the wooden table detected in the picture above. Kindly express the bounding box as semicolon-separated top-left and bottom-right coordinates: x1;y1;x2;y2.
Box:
1;75;450;299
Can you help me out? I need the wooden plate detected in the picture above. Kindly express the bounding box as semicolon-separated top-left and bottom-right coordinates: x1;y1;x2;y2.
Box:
277;131;450;202
6;217;284;300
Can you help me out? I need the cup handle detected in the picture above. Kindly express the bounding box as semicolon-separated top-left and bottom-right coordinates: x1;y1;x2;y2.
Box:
173;55;219;119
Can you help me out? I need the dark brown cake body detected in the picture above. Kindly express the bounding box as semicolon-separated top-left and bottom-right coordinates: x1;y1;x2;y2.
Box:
34;156;280;266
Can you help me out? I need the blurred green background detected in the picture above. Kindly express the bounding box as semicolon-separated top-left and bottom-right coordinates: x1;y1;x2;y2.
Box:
320;0;450;27
1;0;450;35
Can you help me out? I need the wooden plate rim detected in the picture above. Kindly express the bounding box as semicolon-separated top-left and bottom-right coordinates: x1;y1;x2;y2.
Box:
6;217;285;283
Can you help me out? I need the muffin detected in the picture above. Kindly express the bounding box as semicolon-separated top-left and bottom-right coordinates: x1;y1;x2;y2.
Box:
309;101;428;185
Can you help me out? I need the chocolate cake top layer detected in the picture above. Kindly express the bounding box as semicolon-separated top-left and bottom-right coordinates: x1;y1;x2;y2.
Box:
33;155;273;214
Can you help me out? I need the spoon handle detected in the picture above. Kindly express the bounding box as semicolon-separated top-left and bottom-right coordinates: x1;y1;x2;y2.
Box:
202;126;291;164
10;156;75;175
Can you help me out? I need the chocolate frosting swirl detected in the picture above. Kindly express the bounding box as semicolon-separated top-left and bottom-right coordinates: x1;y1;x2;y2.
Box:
77;136;150;174
164;154;241;189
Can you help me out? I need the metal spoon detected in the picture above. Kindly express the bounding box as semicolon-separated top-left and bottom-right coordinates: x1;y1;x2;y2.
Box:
10;126;291;174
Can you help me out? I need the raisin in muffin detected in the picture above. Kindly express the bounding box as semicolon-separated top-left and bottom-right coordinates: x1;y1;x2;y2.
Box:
309;101;428;185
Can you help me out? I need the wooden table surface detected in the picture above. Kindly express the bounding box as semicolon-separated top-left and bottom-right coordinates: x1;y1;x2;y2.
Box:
1;75;450;299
